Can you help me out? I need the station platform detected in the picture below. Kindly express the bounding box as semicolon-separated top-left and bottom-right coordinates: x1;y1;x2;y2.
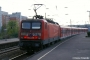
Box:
26;33;90;60
0;38;19;44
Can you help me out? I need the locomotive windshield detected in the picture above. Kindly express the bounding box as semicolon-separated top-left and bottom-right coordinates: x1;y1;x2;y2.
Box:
32;22;41;29
21;22;41;29
22;22;31;29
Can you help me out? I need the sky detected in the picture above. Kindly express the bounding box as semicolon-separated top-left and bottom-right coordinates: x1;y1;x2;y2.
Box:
0;0;90;25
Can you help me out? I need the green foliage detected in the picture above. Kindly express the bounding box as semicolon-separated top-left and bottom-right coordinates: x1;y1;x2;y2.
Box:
0;20;19;39
6;20;19;38
1;25;6;32
0;25;6;39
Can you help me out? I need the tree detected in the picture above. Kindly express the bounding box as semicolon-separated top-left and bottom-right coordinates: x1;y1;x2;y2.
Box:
6;20;19;38
0;25;6;39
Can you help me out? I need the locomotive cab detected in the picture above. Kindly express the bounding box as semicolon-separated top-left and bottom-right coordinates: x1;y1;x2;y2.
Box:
19;19;44;51
19;17;60;52
20;19;42;40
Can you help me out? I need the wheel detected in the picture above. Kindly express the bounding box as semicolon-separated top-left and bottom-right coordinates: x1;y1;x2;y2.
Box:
46;43;50;47
27;50;34;54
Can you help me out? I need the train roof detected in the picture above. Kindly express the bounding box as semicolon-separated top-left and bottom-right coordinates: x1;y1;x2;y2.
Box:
21;18;59;25
60;25;88;29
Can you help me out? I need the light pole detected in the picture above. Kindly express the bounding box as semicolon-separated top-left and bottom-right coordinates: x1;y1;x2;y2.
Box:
87;11;90;24
65;14;72;35
4;29;7;40
65;7;69;25
65;14;71;25
45;8;49;19
87;11;90;32
70;19;72;35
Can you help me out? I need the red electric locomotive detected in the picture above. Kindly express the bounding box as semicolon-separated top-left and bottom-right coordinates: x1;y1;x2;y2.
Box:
19;16;60;52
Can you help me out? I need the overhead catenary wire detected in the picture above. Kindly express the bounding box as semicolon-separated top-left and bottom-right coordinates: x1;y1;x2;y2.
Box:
29;0;61;21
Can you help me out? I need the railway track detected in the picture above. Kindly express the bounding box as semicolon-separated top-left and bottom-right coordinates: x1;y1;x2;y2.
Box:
0;46;26;60
0;41;19;50
10;36;75;60
0;36;74;60
10;47;47;60
10;40;63;60
0;46;19;54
